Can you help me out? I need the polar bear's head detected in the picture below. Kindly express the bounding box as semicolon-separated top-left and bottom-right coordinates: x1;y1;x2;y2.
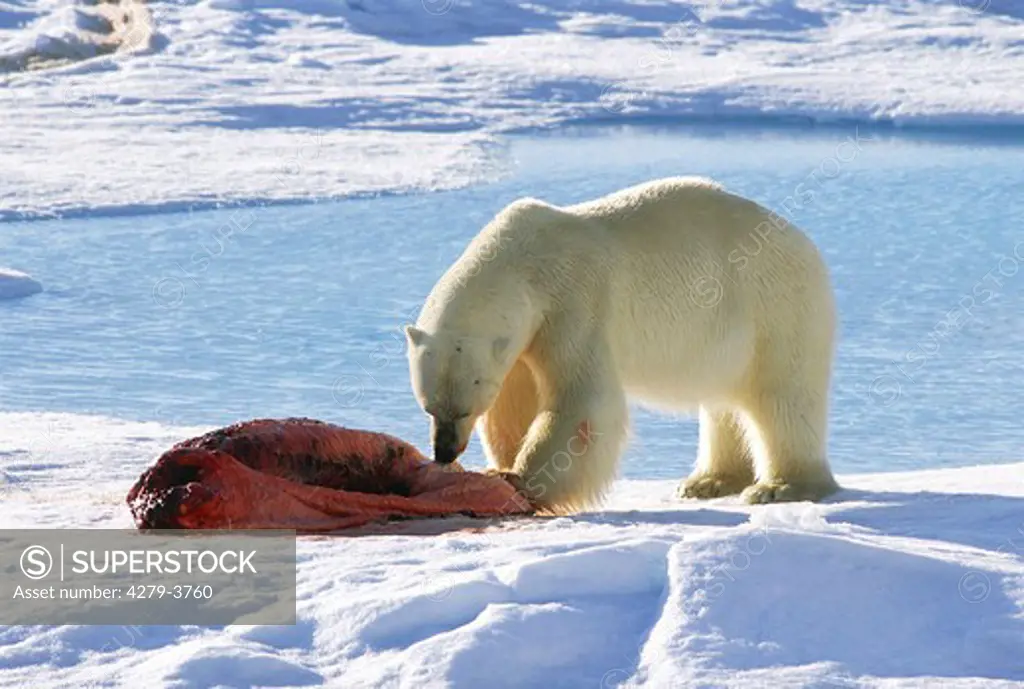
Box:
405;325;512;464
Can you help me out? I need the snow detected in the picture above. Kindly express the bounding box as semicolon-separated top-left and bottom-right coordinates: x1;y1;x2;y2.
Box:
0;267;42;299
2;0;1024;219
1;412;1022;687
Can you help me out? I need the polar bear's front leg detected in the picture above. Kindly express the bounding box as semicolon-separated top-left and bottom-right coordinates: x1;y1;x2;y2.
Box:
477;358;539;473
509;373;629;514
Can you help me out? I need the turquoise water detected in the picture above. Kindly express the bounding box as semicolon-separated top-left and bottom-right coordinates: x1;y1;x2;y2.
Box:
2;125;1023;479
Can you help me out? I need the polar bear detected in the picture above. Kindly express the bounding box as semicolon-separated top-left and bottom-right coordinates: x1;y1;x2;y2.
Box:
404;176;839;514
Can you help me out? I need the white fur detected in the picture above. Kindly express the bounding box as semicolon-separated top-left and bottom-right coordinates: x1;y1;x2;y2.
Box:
406;176;839;514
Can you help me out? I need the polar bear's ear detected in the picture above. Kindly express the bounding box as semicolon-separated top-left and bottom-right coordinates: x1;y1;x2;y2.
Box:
405;325;428;348
492;336;511;363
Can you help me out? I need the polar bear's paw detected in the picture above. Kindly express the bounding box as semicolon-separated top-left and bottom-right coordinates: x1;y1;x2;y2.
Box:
678;473;749;500
740;480;836;505
483;468;531;497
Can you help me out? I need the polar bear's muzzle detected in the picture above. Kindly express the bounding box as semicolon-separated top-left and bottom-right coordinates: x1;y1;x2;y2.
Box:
432;418;469;465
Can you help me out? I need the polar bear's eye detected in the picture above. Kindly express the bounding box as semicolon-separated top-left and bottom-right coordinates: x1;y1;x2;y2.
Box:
473;379;480;385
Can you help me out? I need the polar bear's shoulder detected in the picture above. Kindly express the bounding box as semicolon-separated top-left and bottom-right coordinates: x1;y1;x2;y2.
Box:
497;197;563;222
480;196;576;245
640;175;726;192
610;176;727;202
567;176;727;214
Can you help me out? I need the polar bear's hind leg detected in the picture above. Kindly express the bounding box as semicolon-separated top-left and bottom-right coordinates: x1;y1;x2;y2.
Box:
738;382;839;504
679;407;756;499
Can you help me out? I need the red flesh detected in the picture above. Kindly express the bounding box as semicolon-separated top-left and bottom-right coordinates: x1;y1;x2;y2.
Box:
126;418;532;533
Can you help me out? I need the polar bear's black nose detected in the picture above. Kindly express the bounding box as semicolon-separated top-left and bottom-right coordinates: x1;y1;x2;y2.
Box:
435;445;459;465
432;421;461;465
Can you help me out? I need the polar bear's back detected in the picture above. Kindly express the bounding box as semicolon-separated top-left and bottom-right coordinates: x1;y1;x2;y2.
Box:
566;176;829;295
570;176;794;250
479;176;832;320
563;176;835;403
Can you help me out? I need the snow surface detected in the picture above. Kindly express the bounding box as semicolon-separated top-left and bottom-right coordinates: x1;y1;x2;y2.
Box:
0;267;42;299
1;412;1023;687
3;0;1024;219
